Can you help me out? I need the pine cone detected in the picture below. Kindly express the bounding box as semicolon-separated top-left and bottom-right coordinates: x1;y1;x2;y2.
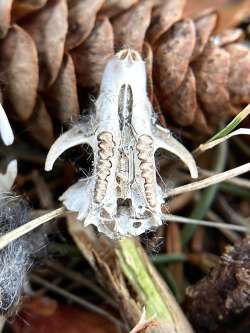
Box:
0;0;250;148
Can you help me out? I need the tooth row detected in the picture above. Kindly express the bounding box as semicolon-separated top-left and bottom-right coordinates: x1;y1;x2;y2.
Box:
136;135;157;209
94;132;114;204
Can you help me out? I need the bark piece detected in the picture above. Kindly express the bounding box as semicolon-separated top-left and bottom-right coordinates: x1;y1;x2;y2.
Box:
0;25;39;121
45;54;80;123
225;43;250;105
192;44;233;119
26;97;54;149
66;0;105;51
71;17;114;89
112;0;153;52
12;0;48;21
22;0;68;91
162;68;197;126
191;9;218;61
146;0;186;45
0;0;13;38
68;217;194;332
154;19;196;96
185;237;250;333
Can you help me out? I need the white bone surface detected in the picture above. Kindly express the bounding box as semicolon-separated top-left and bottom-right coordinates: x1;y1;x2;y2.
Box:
45;49;198;238
0;104;14;146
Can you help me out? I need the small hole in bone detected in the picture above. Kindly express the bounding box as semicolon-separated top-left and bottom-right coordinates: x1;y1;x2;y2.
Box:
130;50;140;61
133;221;142;229
118;49;128;60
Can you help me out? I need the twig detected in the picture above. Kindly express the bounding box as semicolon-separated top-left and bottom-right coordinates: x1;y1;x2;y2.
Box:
0;207;65;251
30;274;125;329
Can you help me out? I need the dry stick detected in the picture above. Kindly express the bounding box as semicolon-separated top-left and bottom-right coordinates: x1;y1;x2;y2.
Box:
166;162;250;197
30;274;126;330
164;214;249;233
0;207;66;251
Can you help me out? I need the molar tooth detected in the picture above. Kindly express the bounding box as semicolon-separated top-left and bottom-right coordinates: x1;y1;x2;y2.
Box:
138;135;153;145
140;162;152;171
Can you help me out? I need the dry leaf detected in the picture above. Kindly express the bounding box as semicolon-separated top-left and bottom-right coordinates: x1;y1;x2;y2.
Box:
146;0;186;45
66;0;105;51
45;53;80;123
71;16;114;89
225;43;250;105
26;97;55;149
0;0;13;38
162;67;197;126
0;25;38;121
11;296;119;333
154;19;196;96
22;0;68;91
112;0;153;52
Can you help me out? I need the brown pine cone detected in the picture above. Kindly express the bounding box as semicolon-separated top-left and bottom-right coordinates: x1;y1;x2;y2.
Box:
0;0;250;148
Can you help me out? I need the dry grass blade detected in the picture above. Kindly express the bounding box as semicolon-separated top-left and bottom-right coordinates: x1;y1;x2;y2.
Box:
0;207;65;251
194;104;250;154
200;169;250;189
164;214;249;233
194;128;250;154
167;162;250;197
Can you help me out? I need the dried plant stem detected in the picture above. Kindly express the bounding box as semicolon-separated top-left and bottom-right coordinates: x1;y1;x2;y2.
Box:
167;162;250;197
164;214;249;233
0;207;65;251
199;168;250;189
118;239;194;333
181;143;228;245
30;274;125;330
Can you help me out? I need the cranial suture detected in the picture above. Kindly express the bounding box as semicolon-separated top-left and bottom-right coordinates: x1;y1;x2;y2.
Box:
45;49;198;238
